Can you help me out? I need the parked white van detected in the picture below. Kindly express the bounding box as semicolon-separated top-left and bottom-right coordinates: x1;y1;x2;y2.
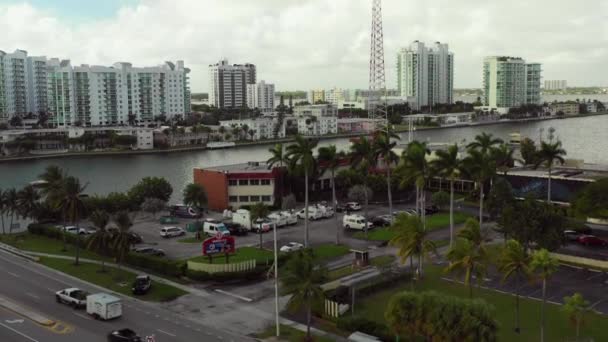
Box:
342;214;373;230
268;213;288;227
316;204;334;218
280;211;298;225
160;226;185;238
296;207;324;220
202;219;230;236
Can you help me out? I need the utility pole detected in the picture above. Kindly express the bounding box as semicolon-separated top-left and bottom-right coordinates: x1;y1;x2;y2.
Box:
273;223;280;337
367;0;387;126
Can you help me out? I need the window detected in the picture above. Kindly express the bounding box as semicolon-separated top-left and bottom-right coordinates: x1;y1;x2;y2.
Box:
261;179;271;185
262;196;271;202
228;179;237;186
250;195;260;202
229;196;237;202
250;179;260;185
239;196;249;202
239;179;248;186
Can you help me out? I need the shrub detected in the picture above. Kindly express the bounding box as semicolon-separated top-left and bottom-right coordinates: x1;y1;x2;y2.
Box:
28;223;85;246
185;265;269;282
431;191;450;209
336;316;389;340
125;253;186;278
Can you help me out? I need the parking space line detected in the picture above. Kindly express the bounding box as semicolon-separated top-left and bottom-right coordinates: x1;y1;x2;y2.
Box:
586;272;604;281
25;293;40;300
590;299;605;309
157;329;176;337
6;271;20;278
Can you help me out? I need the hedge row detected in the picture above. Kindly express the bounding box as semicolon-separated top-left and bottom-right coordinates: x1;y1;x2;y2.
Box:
28;223;85;246
124;252;186;278
336;316;390;340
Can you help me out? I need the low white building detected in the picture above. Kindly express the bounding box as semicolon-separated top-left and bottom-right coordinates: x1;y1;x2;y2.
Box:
293;104;338;118
297;116;337;136
219;117;285;140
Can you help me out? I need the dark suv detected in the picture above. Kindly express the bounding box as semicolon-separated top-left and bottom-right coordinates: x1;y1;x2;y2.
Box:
131;275;152;295
107;329;142;342
225;222;248;236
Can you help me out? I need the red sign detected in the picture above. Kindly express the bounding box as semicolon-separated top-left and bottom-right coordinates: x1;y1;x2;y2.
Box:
202;235;236;256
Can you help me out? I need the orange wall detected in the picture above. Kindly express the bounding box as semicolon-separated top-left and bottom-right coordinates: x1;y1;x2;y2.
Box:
193;169;228;211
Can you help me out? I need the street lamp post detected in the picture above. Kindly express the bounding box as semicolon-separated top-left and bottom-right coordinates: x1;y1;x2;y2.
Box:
273;222;280;337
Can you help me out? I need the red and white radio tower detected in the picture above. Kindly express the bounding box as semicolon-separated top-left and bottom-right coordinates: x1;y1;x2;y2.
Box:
368;0;387;124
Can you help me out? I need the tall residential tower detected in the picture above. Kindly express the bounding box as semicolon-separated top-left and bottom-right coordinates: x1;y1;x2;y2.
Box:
209;59;256;108
397;41;454;110
482;56;541;108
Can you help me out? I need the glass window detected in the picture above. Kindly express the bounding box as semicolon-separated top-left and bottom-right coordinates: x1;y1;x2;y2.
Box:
239;179;248;186
250;195;260;202
261;195;271;202
261;179;271;185
250;179;260;185
228;196;237;202
239;196;249;202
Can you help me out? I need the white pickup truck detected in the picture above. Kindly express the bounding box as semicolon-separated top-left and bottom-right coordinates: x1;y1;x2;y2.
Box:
55;288;89;308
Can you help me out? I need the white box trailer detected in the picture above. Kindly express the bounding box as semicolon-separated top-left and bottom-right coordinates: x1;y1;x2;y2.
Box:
86;293;122;320
232;209;252;230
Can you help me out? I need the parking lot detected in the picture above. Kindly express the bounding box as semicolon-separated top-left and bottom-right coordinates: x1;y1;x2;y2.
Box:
127;202;419;260
444;262;608;314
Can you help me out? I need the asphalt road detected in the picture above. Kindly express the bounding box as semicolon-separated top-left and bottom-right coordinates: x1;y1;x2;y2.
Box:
0;250;252;342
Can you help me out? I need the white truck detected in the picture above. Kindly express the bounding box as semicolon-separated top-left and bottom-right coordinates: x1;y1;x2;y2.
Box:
55;288;89;308
343;214;373;230
268;212;288;227
86;293;122;320
296;207;324;221
280;211;298;225
315;204;335;218
232;209;253;230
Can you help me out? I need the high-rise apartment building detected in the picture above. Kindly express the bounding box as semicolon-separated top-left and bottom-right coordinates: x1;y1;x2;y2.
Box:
325;88;345;106
482;56;542;108
0;49;191;126
209;59;256;108
307;89;326;104
544;80;567;90
397;41;454;109
246;80;275;112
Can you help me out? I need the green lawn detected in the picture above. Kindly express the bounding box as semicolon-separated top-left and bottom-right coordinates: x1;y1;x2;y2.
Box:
353;212;471;241
39;257;186;302
256;324;335;342
312;244;350;262
188;246;274;264
0;233;109;261
357;264;608;341
177;237;201;244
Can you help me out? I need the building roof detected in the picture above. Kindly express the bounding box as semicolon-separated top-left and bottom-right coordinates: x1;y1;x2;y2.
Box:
202;161;272;173
506;165;608;182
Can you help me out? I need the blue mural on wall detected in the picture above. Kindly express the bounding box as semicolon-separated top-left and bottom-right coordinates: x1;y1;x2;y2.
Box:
504;175;589;203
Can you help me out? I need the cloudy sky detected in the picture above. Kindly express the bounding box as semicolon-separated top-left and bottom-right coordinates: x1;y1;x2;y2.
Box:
1;0;607;92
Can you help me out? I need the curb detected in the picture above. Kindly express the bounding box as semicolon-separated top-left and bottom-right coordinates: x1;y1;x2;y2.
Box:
0;295;55;326
0;242;39;262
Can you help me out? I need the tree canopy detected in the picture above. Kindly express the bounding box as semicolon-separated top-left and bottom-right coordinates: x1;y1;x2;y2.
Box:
573;178;608;220
128;177;173;205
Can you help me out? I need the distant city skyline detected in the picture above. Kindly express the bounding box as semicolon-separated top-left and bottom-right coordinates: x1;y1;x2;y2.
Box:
1;0;606;92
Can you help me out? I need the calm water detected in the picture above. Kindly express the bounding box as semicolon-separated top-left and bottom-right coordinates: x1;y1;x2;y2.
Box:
1;113;607;202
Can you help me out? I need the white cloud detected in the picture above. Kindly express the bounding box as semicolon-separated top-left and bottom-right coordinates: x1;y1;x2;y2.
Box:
1;0;607;91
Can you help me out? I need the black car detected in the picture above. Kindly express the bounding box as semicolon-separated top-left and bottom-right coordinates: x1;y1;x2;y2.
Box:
425;205;440;215
371;215;392;227
108;228;143;244
133;247;165;257
107;328;142;342
224;222;248;236
335;204;346;213
132;275;152;295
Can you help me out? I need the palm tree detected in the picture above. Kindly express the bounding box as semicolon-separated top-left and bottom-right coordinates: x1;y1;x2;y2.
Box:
280;249;328;340
397;141;431;226
431;144;461;247
535;140;567;202
389;214;437;279
462;148;496;227
530;248;559;342
318;145;345;245
16;185;41;222
37;165;66;206
4;188;17;234
267;143;288;201
183;183;207;239
57;176;88;265
562;292;590;341
445;238;487;298
87;210;111;272
498;239;531;334
112;211;134;274
492;143;517;176
250;202;269;248
286;135;318;247
0;189;6;234
373;130;399;218
466;132;503;155
349;136;376;237
457;218;486;249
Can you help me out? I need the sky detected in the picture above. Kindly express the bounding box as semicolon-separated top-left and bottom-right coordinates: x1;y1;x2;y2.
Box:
1;0;607;92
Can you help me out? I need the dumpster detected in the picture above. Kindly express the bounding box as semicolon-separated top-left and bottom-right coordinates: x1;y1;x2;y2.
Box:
186;222;202;233
160;216;178;224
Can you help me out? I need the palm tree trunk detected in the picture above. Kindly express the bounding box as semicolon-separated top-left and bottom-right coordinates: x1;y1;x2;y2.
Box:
469;282;473;299
75;222;80;266
541;278;547;342
418;253;423;279
415;186;419;214
547;167;552;202
479;182;484;227
9;212;14;234
449;179;454;248
1;213;5;235
576;318;580;341
515;275;520;333
386;163;393;218
304;170;309;248
259;231;263;249
306;302;312;341
332;170;339;245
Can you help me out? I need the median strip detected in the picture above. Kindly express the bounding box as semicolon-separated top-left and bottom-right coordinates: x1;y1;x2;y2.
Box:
0;295;55;326
213;289;253;302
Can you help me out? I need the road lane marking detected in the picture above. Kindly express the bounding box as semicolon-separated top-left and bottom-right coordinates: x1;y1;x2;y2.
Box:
157;329;176;337
4;319;24;324
25;293;40;300
6;271;20;278
0;321;40;342
73;312;92;320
